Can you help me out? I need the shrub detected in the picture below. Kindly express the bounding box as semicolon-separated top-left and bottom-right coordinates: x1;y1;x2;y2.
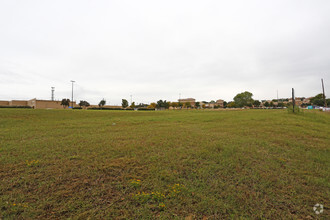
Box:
0;106;32;109
87;107;133;111
138;108;155;111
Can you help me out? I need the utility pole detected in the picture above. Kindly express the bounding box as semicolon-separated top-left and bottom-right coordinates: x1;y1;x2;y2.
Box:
71;80;75;108
51;87;55;101
292;88;295;113
321;78;327;107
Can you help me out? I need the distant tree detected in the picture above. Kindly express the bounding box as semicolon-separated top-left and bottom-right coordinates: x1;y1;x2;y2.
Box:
98;99;106;108
233;91;253;107
122;99;129;108
253;100;261;108
156;100;163;109
178;102;183;109
156;100;170;109
136;103;148;108
78;100;84;107
185;102;191;108
310;93;326;106
264;101;270;107
223;101;227;108
61;98;70;108
195;102;200;109
164;101;170;109
130;102;136;109
270;101;274;107
79;100;90;109
171;102;179;108
202;104;206;108
227;102;236;108
278;102;284;108
148;102;156;109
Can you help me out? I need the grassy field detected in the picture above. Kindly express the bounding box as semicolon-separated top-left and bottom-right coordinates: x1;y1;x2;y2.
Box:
0;109;329;219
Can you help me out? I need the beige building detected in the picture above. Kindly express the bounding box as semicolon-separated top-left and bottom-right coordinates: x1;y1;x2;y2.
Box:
216;99;224;108
0;101;9;106
28;99;77;109
178;98;196;107
0;98;77;109
9;100;28;106
0;98;126;109
288;97;306;106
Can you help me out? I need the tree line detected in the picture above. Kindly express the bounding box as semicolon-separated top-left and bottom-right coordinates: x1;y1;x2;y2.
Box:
60;92;329;109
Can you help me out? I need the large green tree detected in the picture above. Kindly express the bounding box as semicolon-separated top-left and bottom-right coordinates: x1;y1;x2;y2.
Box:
130;102;136;109
98;99;106;108
310;93;329;106
227;102;236;108
79;100;90;109
156;100;170;109
122;99;128;108
233;91;254;107
253;100;261;107
61;98;70;108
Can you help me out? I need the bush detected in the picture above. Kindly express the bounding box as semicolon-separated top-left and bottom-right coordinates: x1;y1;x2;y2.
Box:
87;107;134;111
0;106;32;109
138;108;155;111
73;107;82;109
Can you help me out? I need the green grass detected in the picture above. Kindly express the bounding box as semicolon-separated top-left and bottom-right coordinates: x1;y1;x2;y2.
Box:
0;109;329;219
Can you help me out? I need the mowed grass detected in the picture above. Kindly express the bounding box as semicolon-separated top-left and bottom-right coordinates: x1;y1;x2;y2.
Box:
0;109;329;219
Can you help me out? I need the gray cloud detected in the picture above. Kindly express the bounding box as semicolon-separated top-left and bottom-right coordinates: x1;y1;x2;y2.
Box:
0;0;329;105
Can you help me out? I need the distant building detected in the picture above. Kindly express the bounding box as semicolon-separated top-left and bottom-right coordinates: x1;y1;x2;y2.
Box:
0;101;9;106
28;99;76;109
0;98;127;109
0;98;77;109
178;98;196;107
216;99;224;108
9;100;28;106
288;97;306;106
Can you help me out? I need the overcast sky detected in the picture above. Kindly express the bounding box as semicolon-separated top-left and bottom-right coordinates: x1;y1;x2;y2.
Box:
0;0;329;105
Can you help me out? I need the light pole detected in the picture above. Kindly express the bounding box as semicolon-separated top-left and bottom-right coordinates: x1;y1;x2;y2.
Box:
71;80;75;108
321;78;327;107
51;87;55;101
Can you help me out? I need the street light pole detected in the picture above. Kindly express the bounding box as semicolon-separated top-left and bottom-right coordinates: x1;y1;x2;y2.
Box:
321;78;327;107
71;80;75;108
